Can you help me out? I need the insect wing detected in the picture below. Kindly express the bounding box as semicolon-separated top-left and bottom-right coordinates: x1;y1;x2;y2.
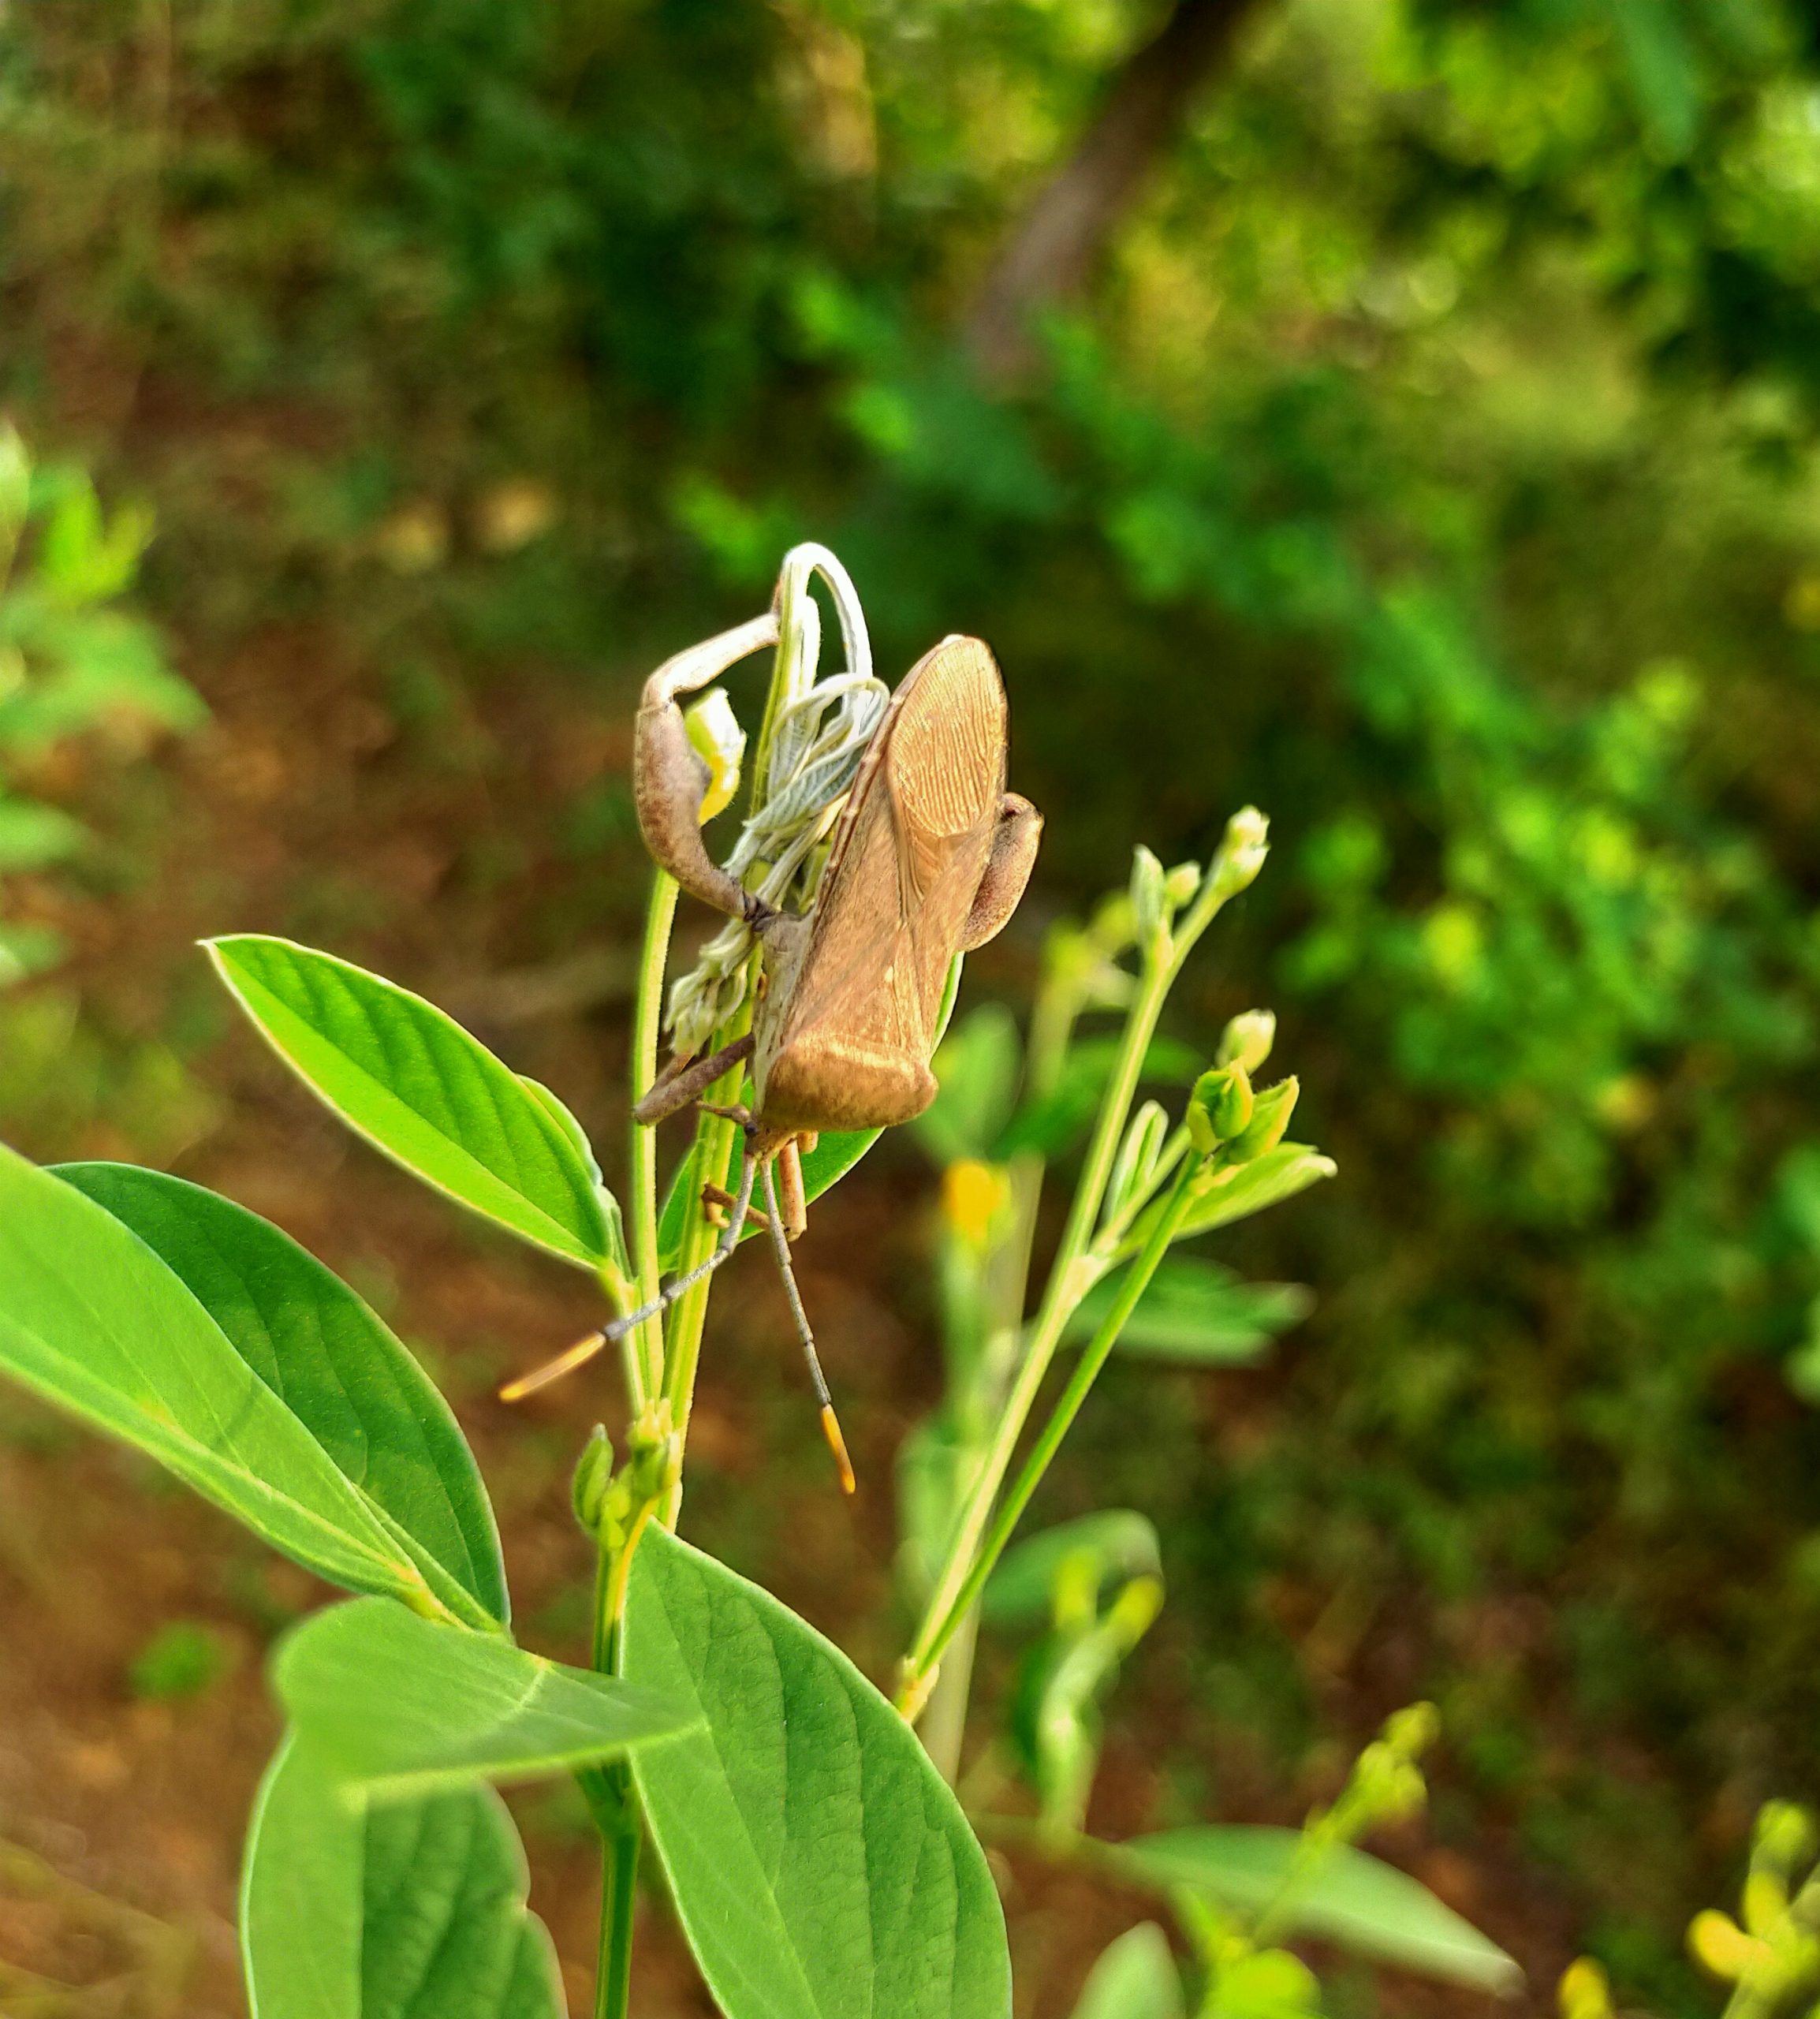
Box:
785;637;1005;1064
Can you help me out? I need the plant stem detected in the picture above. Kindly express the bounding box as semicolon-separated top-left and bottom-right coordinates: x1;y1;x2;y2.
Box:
587;1535;643;2019
901;954;1169;1701
627;871;680;1405
901;851;1252;1712
594;1762;641;2019
916;1160;1199;1683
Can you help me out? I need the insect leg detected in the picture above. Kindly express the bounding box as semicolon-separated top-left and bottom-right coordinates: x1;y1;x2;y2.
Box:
635;614;781;924
960;792;1043;951
598;1148;760;1344
761;1159;856;1495
631;1032;755;1127
777;1136;808;1241
702;1181;774;1232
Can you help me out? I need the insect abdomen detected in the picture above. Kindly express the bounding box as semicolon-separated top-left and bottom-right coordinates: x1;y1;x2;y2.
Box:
760;1034;937;1135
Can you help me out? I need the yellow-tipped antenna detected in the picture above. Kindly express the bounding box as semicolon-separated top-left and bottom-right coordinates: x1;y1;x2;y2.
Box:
820;1403;857;1498
762;1161;856;1495
501;1153;760;1401
498;1329;606;1402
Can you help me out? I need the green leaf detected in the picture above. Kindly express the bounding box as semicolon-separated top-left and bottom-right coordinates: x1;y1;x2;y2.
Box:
241;1737;565;2019
984;1510;1162;1626
54;1162;509;1630
207;935;617;1271
1066;1256;1312;1366
1069;1924;1184;2019
623;1525;1013;2019
516;1074;630;1281
1117;1827;1520;1993
0;799;84;870
0;1143;454;1618
1161;1144;1337;1248
915;1004;1022;1166
276;1598;699;1799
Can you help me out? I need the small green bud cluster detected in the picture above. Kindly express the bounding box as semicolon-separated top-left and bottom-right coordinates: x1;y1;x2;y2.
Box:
1313;1701;1438;1856
1688;1798;1820;2007
1186;1047;1298;1166
1128;845;1216;968
1209;805;1270;905
570;1404;682;1552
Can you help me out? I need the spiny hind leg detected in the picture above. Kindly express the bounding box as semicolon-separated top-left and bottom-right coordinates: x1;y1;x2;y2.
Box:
631;1032;755;1127
960;793;1042;950
777;1136;808;1241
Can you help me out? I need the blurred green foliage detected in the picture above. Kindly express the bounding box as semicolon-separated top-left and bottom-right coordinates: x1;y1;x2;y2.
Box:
0;425;197;982
7;0;1820;1998
128;1619;233;1702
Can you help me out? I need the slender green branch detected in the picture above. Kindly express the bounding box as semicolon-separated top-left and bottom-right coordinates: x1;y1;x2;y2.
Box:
915;1159;1200;1684
627;871;680;1406
593;1763;641;2019
901;822;1264;1712
900;950;1170;1700
657;1032;748;1532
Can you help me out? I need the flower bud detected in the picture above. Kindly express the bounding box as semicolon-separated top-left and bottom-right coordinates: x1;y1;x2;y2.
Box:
1688;1910;1762;1982
685;688;747;823
1755;1800;1816;1875
1129;845;1168;949
1228;1076;1299;1162
1163;860;1202;909
1210;806;1270;901
571;1424;615;1534
1107;1573;1165;1650
1217;1008;1277;1075
1189;1065;1253;1151
1558;1958;1614;2019
1742;1869;1786;1939
1382;1700;1440;1759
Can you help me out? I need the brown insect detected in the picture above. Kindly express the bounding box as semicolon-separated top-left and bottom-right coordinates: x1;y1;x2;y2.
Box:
505;616;1042;1489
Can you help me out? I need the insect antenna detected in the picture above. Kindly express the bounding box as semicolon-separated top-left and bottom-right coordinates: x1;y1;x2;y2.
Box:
761;1159;856;1495
602;1148;759;1343
497;1151;759;1401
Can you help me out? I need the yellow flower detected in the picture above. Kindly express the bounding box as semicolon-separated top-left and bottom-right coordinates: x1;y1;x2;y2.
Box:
942;1159;1009;1247
1557;1957;1613;2019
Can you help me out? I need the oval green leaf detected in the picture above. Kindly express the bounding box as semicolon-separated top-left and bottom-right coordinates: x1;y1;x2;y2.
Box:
1065;1256;1313;1366
241;1737;565;2019
54;1162;508;1630
623;1525;1013;2019
1116;1826;1520;1993
0;1143;450;1618
276;1598;700;1799
1069;1924;1184;2019
1173;1145;1337;1244
207;935;617;1271
983;1510;1162;1627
